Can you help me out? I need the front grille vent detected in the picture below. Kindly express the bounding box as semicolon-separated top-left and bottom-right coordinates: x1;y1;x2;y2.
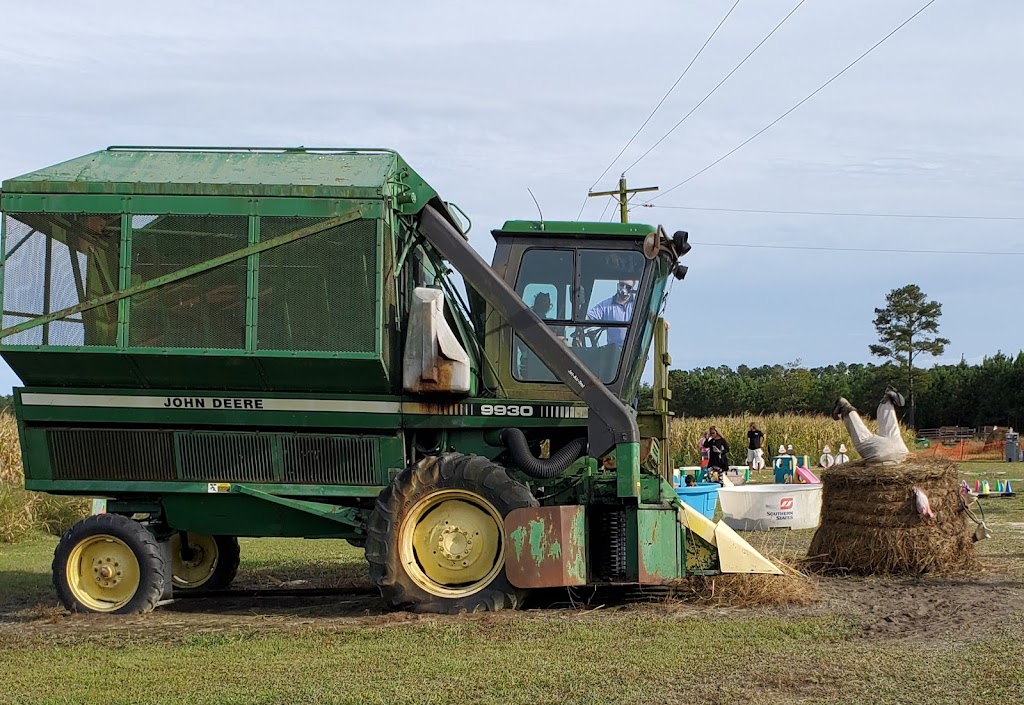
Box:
46;428;382;486
50;429;177;481
282;435;378;485
178;432;276;483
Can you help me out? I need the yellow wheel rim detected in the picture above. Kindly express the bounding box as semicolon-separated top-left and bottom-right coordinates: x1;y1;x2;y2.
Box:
400;489;504;598
170;533;219;589
65;534;141;612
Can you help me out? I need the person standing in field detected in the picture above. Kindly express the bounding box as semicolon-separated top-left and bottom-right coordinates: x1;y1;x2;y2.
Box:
746;422;766;472
704;429;729;477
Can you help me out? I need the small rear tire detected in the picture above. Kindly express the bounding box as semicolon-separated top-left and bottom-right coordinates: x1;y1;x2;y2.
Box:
170;533;240;591
366;453;537;614
53;514;166;615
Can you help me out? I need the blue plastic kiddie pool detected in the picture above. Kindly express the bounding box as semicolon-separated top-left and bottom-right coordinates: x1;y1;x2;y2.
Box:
675;482;720;520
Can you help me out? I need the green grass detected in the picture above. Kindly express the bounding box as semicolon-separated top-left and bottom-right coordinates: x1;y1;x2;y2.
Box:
959;461;1024;482
0;533;59;610
233;537;371;588
0;608;1020;704
3;469;1024;704
2;529;1024;704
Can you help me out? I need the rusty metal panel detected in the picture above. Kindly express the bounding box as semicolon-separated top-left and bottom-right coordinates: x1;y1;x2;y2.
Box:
637;508;680;584
504;505;587;589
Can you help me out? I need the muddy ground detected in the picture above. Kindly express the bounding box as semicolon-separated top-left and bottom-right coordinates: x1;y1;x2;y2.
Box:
3;528;1021;649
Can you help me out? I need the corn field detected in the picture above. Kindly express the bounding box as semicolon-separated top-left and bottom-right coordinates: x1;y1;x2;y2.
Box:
0;411;88;543
669;413;916;467
0;411;22;484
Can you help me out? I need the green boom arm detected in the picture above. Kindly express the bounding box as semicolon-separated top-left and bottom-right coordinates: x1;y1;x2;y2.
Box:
417;205;639;459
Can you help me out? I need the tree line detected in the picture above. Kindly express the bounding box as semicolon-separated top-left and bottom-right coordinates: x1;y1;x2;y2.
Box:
639;284;1022;431
644;352;1024;430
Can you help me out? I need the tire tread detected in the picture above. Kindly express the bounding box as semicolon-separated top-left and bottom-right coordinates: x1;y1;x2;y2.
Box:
365;453;537;614
52;514;167;615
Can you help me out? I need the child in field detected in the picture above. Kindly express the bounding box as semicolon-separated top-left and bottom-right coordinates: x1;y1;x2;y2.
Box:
698;428;713;472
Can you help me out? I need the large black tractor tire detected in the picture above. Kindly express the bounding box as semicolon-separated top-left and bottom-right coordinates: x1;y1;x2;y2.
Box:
52;513;167;615
170;533;240;591
366;453;537;614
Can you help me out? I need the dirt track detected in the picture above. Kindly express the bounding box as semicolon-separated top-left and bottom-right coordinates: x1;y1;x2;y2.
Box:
3;560;1022;648
5;498;1024;649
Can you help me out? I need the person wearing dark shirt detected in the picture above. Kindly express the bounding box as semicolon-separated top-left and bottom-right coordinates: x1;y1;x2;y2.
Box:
746;422;766;472
530;292;552;320
530;291;565;338
703;431;729;479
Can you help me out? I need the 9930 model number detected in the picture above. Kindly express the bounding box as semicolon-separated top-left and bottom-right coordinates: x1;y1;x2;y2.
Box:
480;404;534;417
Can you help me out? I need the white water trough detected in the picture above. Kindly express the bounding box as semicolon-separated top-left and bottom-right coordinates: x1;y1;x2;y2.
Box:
717;484;823;531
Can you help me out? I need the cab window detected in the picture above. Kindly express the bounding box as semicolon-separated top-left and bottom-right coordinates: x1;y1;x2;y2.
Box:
513;247;644;384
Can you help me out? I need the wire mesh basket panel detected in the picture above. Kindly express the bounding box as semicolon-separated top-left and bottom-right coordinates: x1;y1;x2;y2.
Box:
128;214;248;350
2;213;122;346
257;216;379;354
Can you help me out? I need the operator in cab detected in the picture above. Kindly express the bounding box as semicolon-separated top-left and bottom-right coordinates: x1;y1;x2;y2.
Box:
584;278;636;345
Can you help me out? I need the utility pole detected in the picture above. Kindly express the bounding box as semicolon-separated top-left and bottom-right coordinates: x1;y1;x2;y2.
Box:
587;176;658;223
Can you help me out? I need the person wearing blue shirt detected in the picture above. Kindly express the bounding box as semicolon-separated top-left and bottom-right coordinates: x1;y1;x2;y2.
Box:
585;279;636;346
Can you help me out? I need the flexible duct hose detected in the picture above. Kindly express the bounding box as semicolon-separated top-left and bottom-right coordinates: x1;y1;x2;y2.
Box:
499;428;588;479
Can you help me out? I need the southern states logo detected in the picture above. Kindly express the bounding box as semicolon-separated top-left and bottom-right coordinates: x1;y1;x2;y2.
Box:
767;496;795;521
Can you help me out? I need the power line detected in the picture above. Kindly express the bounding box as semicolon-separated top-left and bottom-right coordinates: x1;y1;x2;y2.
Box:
576;0;742;220
641;203;1024;222
597;194;615;222
588;0;740;190
624;0;808;174
648;0;940;203
688;241;1022;256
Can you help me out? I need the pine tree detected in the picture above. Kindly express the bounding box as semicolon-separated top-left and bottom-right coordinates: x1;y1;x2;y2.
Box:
869;284;950;427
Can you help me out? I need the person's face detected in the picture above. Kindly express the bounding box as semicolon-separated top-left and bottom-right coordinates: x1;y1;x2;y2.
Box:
615;280;636;301
749;423;756;431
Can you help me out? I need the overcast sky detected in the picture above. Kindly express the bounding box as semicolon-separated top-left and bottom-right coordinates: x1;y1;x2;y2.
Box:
1;0;1021;392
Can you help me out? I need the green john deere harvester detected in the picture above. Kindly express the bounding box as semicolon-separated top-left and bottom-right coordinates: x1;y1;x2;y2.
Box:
1;146;779;615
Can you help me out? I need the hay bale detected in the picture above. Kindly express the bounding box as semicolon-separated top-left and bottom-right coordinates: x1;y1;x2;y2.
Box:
807;457;978;575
